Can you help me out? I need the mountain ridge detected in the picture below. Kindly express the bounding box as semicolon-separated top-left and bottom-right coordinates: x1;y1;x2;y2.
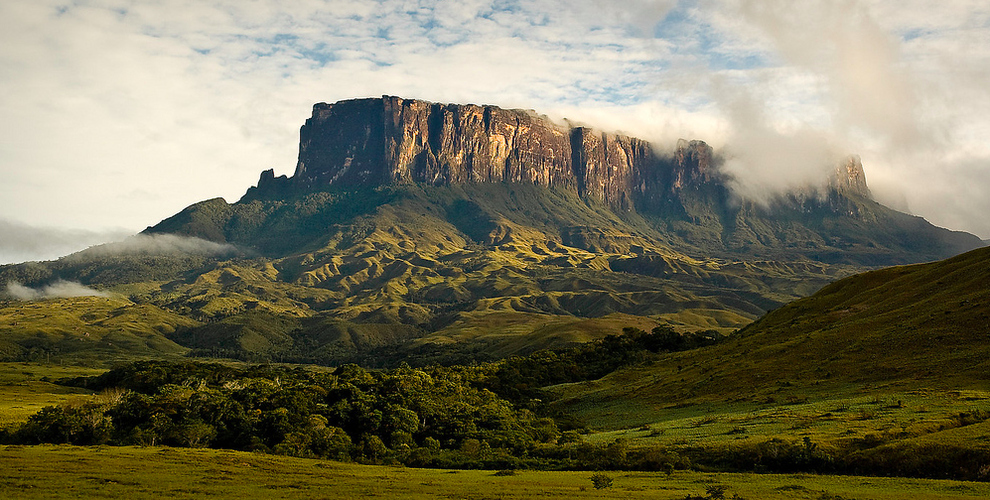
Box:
245;96;872;211
217;96;979;267
0;96;983;365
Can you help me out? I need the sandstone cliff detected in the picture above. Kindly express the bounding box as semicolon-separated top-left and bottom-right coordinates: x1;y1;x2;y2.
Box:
829;155;871;198
252;96;725;211
252;96;869;210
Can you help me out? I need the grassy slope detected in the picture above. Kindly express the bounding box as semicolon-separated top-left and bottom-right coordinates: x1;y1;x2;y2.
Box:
2;184;870;364
553;245;990;471
0;360;985;497
146;184;872;352
724;244;990;391
558;245;990;415
0;363;102;426
0;296;194;364
1;180;981;365
2;444;989;499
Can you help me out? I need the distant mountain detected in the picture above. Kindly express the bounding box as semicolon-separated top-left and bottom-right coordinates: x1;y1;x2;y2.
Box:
0;97;982;364
231;96;977;265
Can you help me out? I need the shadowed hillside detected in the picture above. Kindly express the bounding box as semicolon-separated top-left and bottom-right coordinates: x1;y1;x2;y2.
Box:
0;97;982;364
556;245;990;425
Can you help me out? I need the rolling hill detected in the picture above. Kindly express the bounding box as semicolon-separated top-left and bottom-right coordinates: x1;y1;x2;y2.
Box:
555;244;990;426
0;97;982;365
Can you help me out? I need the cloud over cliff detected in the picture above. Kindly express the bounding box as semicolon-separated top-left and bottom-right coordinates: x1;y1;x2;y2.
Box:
0;0;987;238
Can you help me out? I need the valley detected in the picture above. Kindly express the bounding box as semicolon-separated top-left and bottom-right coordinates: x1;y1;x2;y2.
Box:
1;97;987;498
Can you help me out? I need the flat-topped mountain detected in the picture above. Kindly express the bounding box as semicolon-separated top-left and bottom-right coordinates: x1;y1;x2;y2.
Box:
232;96;975;266
0;96;983;365
248;96;867;210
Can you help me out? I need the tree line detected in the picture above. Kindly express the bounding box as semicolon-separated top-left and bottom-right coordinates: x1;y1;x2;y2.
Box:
3;325;988;479
1;325;717;470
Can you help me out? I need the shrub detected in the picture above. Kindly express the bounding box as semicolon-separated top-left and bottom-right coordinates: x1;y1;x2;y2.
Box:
590;472;613;489
684;484;743;500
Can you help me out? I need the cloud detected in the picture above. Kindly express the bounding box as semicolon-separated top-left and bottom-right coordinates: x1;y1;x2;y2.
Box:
71;233;240;259
4;280;108;300
679;0;990;235
0;0;988;240
0;0;668;233
724;0;927;150
710;78;842;199
0;219;133;264
1;233;239;300
0;220;237;265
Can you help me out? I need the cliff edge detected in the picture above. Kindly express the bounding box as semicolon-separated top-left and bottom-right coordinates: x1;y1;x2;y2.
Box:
248;96;731;211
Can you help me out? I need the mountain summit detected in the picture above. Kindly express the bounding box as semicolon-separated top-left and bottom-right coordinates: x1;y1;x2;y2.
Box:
235;96;977;264
248;96;862;210
1;96;983;365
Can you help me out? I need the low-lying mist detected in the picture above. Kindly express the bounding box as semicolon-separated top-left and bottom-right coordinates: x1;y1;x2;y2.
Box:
70;233;240;259
4;280;108;300
0;219;133;265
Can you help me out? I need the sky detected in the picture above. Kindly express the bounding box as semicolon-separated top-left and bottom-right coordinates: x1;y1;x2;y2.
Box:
1;0;989;263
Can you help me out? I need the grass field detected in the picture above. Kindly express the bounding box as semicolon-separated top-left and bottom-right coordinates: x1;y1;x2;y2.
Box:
579;387;990;441
0;363;103;426
576;387;990;479
3;444;990;500
2;362;990;499
555;247;990;467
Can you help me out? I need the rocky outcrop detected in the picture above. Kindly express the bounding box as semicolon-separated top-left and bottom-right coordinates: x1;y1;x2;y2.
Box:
829;155;871;198
260;96;722;211
670;138;718;190
251;96;869;210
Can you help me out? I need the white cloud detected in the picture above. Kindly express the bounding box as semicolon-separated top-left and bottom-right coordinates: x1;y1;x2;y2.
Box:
4;280;108;300
72;233;239;258
0;219;132;264
0;0;671;239
689;0;990;235
0;221;237;265
0;0;988;246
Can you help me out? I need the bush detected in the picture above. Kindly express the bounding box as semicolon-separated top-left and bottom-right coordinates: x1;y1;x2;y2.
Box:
684;484;743;500
590;472;613;489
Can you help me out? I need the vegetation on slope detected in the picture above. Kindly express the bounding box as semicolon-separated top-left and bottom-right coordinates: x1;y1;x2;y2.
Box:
0;363;104;426
3;182;887;364
5;308;990;481
546;246;990;480
556;246;990;416
2;326;716;468
0;296;193;364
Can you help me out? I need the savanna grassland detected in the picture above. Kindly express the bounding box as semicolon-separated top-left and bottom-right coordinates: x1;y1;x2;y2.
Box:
2;181;965;368
1;317;988;499
1;174;988;497
0;363;103;426
5;444;990;500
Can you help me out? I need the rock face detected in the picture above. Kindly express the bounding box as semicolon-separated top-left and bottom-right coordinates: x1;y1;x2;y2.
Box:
252;96;727;211
829;155;871;197
253;96;869;210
